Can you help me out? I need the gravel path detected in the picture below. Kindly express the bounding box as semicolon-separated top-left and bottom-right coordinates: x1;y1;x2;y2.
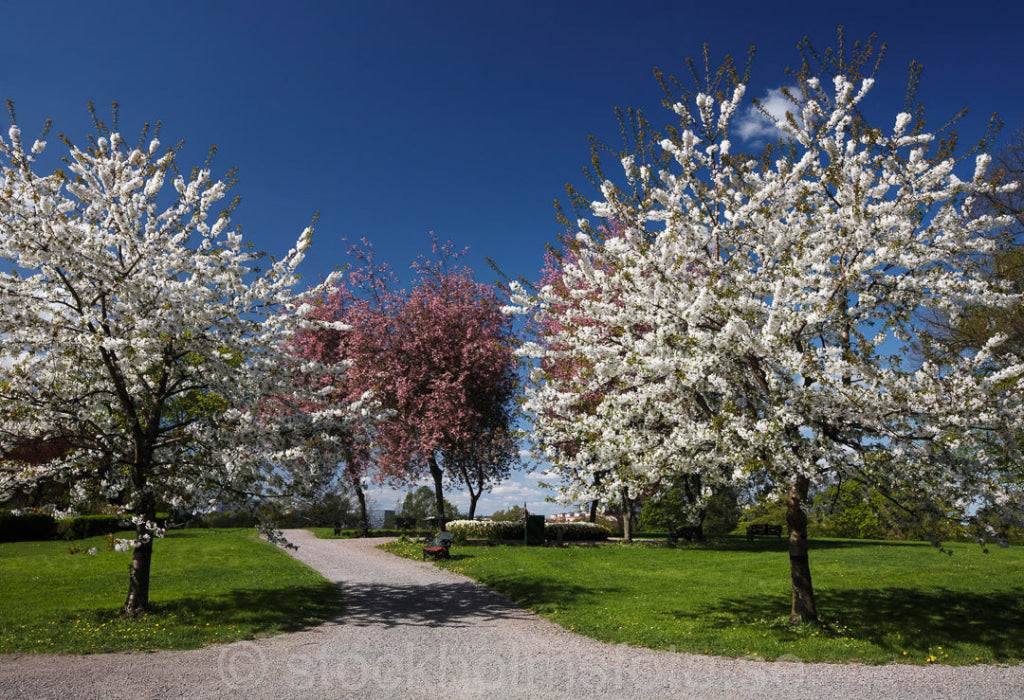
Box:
1;531;1021;699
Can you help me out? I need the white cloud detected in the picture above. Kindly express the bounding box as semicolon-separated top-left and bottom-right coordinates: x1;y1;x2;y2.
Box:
735;86;801;143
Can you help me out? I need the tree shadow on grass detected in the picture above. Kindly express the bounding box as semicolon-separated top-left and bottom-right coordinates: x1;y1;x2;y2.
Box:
149;581;344;634
687;586;1024;659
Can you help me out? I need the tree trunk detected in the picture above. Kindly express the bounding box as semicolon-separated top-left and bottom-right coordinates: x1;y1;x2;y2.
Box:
428;454;447;531
456;460;482;519
693;509;706;544
620;487;633;542
122;484;156;617
352;478;369;537
787;474;818;623
589;470;602;523
123;501;155;617
123;535;153;617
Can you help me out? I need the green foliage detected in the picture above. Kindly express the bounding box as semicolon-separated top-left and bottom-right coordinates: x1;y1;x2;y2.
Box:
638;477;699;537
380;536;1024;665
489;505;525;521
734;497;788;535
57;515;123;541
546;521;611;541
702;486;741;536
0;529;341;653
811;482;896;540
638;481;740;539
0;511;58;542
446;519;610;541
392;486;461;528
296;489;356;528
195;510;257;528
736;484;977;542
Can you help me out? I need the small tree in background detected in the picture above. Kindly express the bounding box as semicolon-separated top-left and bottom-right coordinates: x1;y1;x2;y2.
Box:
298;238;520;531
395;485;460;528
489;504;525;522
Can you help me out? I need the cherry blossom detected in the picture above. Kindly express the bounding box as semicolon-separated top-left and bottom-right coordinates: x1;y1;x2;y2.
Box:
508;75;1024;622
0;114;374;615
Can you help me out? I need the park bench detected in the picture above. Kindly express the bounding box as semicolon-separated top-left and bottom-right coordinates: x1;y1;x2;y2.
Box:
746;523;783;541
422;531;455;560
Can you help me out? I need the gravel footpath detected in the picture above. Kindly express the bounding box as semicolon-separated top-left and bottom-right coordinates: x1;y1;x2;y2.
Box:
1;531;1021;699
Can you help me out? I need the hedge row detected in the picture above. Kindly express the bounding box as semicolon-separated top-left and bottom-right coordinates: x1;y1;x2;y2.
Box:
0;512;58;542
446;519;610;541
0;512;170;541
57;515;124;540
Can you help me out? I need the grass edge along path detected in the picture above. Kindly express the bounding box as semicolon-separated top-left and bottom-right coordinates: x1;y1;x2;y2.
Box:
0;528;342;654
379;536;1024;666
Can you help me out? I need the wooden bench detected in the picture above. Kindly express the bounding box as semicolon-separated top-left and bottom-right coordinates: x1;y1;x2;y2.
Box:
746;524;783;541
422;531;455;560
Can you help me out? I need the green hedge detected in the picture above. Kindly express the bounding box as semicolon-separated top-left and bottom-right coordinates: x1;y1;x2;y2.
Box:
323;528;434;539
196;510;257;528
546;521;612;541
0;511;58;542
57;514;124;540
446;519;610;541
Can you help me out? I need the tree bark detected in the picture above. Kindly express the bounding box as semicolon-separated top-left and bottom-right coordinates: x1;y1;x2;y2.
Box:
456;460;482;519
123;495;156;617
589;470;602;523
693;508;706;544
352;477;369;537
428;454;447;531
123;535;153;617
787;474;818;623
620;487;633;542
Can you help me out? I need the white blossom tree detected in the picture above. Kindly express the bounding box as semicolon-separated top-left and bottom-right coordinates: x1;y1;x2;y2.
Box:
508;71;1024;622
0;108;374;616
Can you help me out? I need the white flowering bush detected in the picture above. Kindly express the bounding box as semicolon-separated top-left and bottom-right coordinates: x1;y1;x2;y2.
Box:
446;519;610;541
545;521;611;541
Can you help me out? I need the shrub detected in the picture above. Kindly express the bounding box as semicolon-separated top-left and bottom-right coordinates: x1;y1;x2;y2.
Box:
546;521;611;541
447;519;523;540
0;511;58;542
732;498;788;536
198;510;257;528
702;486;741;536
58;514;123;540
446;519;610;542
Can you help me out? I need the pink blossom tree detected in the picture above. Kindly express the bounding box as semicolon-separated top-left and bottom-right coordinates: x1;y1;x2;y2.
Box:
293;238;520;528
290;242;402;532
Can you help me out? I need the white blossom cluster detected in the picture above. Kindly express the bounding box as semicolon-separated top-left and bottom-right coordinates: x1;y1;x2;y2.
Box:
508;76;1024;533
0;121;377;533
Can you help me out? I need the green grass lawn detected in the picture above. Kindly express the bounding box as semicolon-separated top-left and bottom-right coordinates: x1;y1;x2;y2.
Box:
0;528;341;654
380;536;1024;665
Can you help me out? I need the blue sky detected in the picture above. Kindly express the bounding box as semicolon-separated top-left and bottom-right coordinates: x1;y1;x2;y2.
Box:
4;1;1024;515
